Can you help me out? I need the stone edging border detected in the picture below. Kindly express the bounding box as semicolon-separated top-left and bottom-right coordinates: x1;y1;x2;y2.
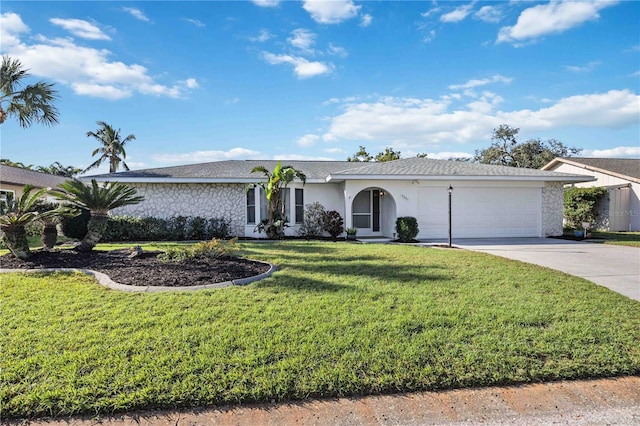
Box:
0;260;278;293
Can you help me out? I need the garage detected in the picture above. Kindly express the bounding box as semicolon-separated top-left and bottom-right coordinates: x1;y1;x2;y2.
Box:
417;185;542;239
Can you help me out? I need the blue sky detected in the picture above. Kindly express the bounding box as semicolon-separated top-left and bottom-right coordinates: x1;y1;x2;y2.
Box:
1;0;639;174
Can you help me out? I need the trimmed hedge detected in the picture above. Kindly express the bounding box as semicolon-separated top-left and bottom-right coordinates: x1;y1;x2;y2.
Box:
396;216;419;242
100;215;231;242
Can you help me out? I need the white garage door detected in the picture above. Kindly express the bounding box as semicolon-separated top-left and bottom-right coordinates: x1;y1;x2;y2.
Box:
417;186;541;239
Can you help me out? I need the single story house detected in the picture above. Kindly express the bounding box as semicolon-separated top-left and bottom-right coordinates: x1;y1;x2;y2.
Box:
84;157;594;239
0;164;68;204
542;157;640;232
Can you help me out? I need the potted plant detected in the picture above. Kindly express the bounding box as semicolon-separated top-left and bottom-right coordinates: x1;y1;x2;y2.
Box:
345;227;358;241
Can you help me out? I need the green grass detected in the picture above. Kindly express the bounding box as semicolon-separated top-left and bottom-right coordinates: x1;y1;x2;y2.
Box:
590;231;640;247
1;241;639;419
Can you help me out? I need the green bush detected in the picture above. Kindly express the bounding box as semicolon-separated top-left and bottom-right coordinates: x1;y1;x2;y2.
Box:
564;187;607;229
208;218;230;239
60;208;90;240
101;215;232;242
158;238;239;262
396;216;419;242
322;210;344;240
298;202;326;239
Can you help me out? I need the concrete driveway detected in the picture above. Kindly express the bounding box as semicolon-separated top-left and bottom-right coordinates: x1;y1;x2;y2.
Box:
446;238;640;301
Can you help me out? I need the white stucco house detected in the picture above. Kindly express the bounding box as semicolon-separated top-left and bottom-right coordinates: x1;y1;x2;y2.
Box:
542;157;640;232
84;157;593;240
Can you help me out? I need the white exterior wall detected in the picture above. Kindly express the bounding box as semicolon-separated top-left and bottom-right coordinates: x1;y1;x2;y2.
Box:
548;163;640;231
110;183;246;236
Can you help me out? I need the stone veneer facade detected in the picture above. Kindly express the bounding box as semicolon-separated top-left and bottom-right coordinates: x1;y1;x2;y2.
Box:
111;183;246;237
541;182;564;237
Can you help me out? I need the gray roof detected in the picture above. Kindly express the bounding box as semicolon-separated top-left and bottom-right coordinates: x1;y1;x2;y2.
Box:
0;164;69;189
543;157;640;182
84;158;592;183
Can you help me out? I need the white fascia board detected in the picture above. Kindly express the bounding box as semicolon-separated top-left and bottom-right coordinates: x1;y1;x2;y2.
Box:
326;174;595;183
80;177;328;184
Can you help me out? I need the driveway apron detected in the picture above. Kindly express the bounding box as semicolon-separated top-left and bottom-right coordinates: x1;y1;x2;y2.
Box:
446;238;640;301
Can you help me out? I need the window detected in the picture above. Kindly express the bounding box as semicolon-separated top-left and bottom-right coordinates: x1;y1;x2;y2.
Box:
0;190;15;204
246;188;256;224
295;188;304;224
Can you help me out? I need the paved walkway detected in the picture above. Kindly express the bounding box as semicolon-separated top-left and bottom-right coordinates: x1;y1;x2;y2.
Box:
12;376;640;425
440;238;640;301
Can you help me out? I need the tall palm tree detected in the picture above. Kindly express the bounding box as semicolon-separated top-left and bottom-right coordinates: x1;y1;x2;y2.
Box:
84;121;136;173
250;161;306;239
0;185;59;259
0;56;59;128
53;179;144;252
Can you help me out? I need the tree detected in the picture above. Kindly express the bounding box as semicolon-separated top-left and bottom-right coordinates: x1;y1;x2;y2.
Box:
0;185;59;259
36;162;82;177
84;121;136;173
249;161;306;239
374;147;402;162
0;56;59;128
53;179;144;252
474;124;582;169
347;146;406;162
347;145;373;162
0;159;33;169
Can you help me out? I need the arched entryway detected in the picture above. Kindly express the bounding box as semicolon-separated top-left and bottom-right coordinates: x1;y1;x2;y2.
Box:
351;188;397;237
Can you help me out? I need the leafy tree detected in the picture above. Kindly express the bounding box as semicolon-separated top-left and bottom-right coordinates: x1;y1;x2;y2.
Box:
37;162;82;177
0;56;60;128
474;124;581;168
416;153;428;158
0;158;33;169
249;162;307;239
374;147;402;162
563;187;607;230
84;121;136;173
347;145;373;162
0;185;59;259
53;179;144;252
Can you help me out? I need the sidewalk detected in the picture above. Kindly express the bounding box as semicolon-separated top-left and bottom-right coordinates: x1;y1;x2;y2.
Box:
12;376;640;426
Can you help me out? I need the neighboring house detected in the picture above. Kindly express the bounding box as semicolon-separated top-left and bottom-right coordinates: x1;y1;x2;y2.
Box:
84;158;593;239
542;158;640;232
0;164;68;204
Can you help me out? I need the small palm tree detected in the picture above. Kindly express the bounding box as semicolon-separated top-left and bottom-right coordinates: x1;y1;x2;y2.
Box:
84;121;136;173
250;162;306;239
0;56;59;128
0;185;58;259
53;179;144;252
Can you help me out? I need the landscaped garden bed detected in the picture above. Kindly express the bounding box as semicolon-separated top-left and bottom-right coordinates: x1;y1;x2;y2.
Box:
1;241;639;420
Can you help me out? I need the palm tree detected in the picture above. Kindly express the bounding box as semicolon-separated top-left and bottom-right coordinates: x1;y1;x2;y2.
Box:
0;185;59;259
53;179;144;252
250;161;306;239
0;56;59;128
84;121;136;173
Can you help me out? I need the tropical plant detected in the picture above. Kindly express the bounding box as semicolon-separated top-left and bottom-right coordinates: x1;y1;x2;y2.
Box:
249;161;306;239
0;56;60;128
322;210;344;240
53;179;144;252
84;121;136;173
0;185;58;259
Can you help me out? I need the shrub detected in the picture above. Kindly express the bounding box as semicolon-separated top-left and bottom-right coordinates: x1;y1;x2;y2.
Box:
100;215;231;242
60;208;90;240
564;187;607;229
396;216;419;242
158;238;239;263
188;216;207;240
322;210;344;240
298;202;326;239
208;217;230;239
169;216;189;240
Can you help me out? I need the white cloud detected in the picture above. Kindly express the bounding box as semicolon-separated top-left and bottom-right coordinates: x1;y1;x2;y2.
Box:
252;0;280;7
421;7;441;18
181;78;199;89
327;43;348;58
249;29;273;43
1;13;197;100
183;18;205;27
152;147;262;164
423;30;436;43
288;29;317;53
302;0;360;24
497;0;618;45
440;3;475;23
475;5;502;23
261;52;334;79
360;14;373;27
297;134;320;147
49;18;111;40
449;75;512;90
122;7;150;22
321;90;639;145
424;151;474;160
323;147;345;154
274;154;336;161
582;146;640;158
563;61;601;72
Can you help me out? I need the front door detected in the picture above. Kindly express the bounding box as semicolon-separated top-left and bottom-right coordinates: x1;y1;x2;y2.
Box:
352;189;381;234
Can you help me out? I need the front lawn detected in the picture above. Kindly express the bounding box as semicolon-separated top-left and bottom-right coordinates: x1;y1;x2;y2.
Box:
590;231;640;247
1;241;639;419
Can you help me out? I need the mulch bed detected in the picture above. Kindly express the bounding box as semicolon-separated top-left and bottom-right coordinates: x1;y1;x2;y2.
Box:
0;249;271;287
